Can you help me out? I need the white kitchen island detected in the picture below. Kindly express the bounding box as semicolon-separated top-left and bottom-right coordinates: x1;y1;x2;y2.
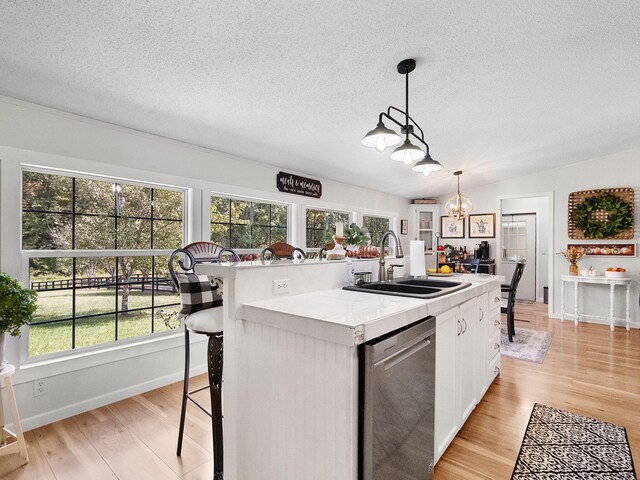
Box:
195;259;503;480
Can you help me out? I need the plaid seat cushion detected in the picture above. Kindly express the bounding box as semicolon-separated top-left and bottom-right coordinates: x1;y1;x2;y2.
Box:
175;273;223;316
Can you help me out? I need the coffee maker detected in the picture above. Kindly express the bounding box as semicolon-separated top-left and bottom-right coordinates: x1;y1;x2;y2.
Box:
475;241;490;261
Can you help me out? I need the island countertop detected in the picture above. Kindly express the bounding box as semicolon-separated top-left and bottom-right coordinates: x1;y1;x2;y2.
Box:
241;274;504;346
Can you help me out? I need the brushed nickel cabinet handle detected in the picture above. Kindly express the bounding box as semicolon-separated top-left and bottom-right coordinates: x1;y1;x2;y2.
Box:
479;308;484;321
457;320;462;336
494;319;501;327
494;296;501;303
494;343;500;351
494;366;501;375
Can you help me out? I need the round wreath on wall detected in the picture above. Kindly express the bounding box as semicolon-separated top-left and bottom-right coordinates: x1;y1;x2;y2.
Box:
572;192;633;239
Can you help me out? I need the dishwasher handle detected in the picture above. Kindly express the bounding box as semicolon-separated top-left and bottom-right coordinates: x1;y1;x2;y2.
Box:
375;335;432;371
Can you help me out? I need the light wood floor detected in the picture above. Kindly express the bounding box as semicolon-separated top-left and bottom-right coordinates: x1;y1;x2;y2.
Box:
1;302;638;479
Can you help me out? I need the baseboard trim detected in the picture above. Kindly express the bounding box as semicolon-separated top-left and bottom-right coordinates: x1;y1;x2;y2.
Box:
18;363;207;432
548;313;639;329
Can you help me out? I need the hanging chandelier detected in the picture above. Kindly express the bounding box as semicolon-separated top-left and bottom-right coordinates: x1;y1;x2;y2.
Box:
444;171;472;220
361;58;443;176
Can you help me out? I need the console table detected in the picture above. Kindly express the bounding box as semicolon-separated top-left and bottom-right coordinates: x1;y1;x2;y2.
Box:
0;364;29;464
560;275;632;331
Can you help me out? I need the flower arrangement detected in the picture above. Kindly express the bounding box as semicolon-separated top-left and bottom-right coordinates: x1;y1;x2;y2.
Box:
557;246;585;275
343;223;371;247
557;246;586;263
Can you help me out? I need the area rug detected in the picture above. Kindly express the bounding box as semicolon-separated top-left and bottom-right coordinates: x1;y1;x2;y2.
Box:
501;327;552;363
512;403;637;479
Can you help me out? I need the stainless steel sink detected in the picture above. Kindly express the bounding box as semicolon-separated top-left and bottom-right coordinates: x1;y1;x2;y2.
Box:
397;279;461;288
343;276;471;299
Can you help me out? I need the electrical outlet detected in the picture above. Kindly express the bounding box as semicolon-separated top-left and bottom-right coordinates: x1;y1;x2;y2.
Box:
34;379;48;397
273;279;290;295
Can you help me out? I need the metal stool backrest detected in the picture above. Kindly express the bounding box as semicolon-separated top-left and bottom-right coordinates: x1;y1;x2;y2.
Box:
168;242;239;287
261;242;307;262
468;258;481;273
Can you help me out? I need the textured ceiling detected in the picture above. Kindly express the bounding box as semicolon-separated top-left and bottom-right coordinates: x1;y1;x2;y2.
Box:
1;1;639;198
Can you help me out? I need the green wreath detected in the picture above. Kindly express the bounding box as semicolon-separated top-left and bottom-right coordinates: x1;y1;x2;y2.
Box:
573;192;633;238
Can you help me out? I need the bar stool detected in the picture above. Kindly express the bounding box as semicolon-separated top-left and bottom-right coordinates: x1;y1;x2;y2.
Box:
0;364;29;464
169;242;238;480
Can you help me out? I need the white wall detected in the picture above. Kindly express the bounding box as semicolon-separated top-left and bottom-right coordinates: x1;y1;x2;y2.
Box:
0;96;411;429
437;150;640;325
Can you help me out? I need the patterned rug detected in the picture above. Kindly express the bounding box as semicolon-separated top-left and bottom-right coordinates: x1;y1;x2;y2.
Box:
501;327;553;363
513;404;637;479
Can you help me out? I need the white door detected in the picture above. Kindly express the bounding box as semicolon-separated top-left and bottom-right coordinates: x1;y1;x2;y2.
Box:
501;213;536;301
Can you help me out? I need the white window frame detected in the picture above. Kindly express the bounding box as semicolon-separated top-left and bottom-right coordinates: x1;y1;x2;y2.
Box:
20;166;190;364
303;205;354;252
210;191;293;255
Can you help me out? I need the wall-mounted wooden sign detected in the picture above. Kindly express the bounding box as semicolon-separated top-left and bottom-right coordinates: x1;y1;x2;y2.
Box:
277;172;322;198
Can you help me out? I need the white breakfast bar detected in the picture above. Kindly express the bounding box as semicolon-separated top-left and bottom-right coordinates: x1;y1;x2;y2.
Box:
195;259;504;480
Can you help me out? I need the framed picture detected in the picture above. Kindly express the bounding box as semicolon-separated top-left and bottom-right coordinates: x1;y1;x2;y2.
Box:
440;216;465;238
400;219;408;235
469;213;496;238
567;243;636;257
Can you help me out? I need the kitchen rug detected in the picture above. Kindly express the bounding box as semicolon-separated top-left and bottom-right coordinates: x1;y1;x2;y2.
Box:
512;403;637;479
501;327;552;363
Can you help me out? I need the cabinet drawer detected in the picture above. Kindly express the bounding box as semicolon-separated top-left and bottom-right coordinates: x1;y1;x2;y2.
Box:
487;353;501;386
488;287;502;313
487;330;501;362
487;310;501;338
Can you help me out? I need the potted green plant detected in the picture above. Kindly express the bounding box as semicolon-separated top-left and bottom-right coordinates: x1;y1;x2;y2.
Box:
0;273;38;366
343;223;371;248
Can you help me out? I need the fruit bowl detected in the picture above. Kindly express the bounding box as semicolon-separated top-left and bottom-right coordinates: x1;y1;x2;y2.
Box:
605;270;626;278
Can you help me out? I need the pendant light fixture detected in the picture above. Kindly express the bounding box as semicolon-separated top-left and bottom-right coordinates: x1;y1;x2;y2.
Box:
444;171;472;220
361;58;443;174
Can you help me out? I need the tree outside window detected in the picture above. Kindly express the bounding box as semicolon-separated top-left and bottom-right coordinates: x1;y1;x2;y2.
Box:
362;215;391;246
210;195;288;249
22;170;185;357
306;209;350;248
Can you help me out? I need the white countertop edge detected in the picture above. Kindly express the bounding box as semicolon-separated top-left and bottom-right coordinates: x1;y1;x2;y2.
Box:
240;275;504;346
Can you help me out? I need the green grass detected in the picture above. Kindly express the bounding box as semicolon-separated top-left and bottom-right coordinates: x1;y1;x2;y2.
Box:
29;289;181;357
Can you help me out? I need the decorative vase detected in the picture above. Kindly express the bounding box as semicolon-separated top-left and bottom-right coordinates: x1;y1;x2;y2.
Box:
569;262;579;276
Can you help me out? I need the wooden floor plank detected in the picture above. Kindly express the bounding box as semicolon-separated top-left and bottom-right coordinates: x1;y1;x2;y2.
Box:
72;405;181;480
34;417;118;480
0;431;56;480
107;396;212;477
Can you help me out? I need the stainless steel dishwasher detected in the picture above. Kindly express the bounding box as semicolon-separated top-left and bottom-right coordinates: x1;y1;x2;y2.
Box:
359;317;436;480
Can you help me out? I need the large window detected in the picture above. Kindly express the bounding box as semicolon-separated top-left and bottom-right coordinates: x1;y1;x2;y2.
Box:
22;170;185;357
362;215;391;246
210;195;288;249
306;208;350;248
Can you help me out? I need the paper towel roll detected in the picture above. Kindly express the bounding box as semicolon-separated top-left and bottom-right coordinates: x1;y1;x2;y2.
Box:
409;240;426;277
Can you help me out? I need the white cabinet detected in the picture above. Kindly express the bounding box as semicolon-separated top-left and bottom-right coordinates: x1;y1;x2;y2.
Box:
435;295;498;462
409;204;440;271
435;307;459;460
458;297;478;422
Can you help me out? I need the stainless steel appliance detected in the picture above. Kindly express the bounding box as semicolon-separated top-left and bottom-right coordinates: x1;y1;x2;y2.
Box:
359;317;436;480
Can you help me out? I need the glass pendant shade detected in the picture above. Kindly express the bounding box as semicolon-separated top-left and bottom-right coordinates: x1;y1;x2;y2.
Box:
445;171;472;219
390;139;425;164
361;122;402;152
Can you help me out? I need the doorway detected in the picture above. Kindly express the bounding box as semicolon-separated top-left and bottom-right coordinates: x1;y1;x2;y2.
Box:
501;213;536;301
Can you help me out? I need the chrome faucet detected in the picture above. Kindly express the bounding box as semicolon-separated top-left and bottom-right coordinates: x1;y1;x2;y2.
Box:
378;230;404;282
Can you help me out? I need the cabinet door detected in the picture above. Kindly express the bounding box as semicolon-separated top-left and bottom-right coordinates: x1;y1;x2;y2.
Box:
476;293;489;398
435;307;459;461
458;297;478;423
